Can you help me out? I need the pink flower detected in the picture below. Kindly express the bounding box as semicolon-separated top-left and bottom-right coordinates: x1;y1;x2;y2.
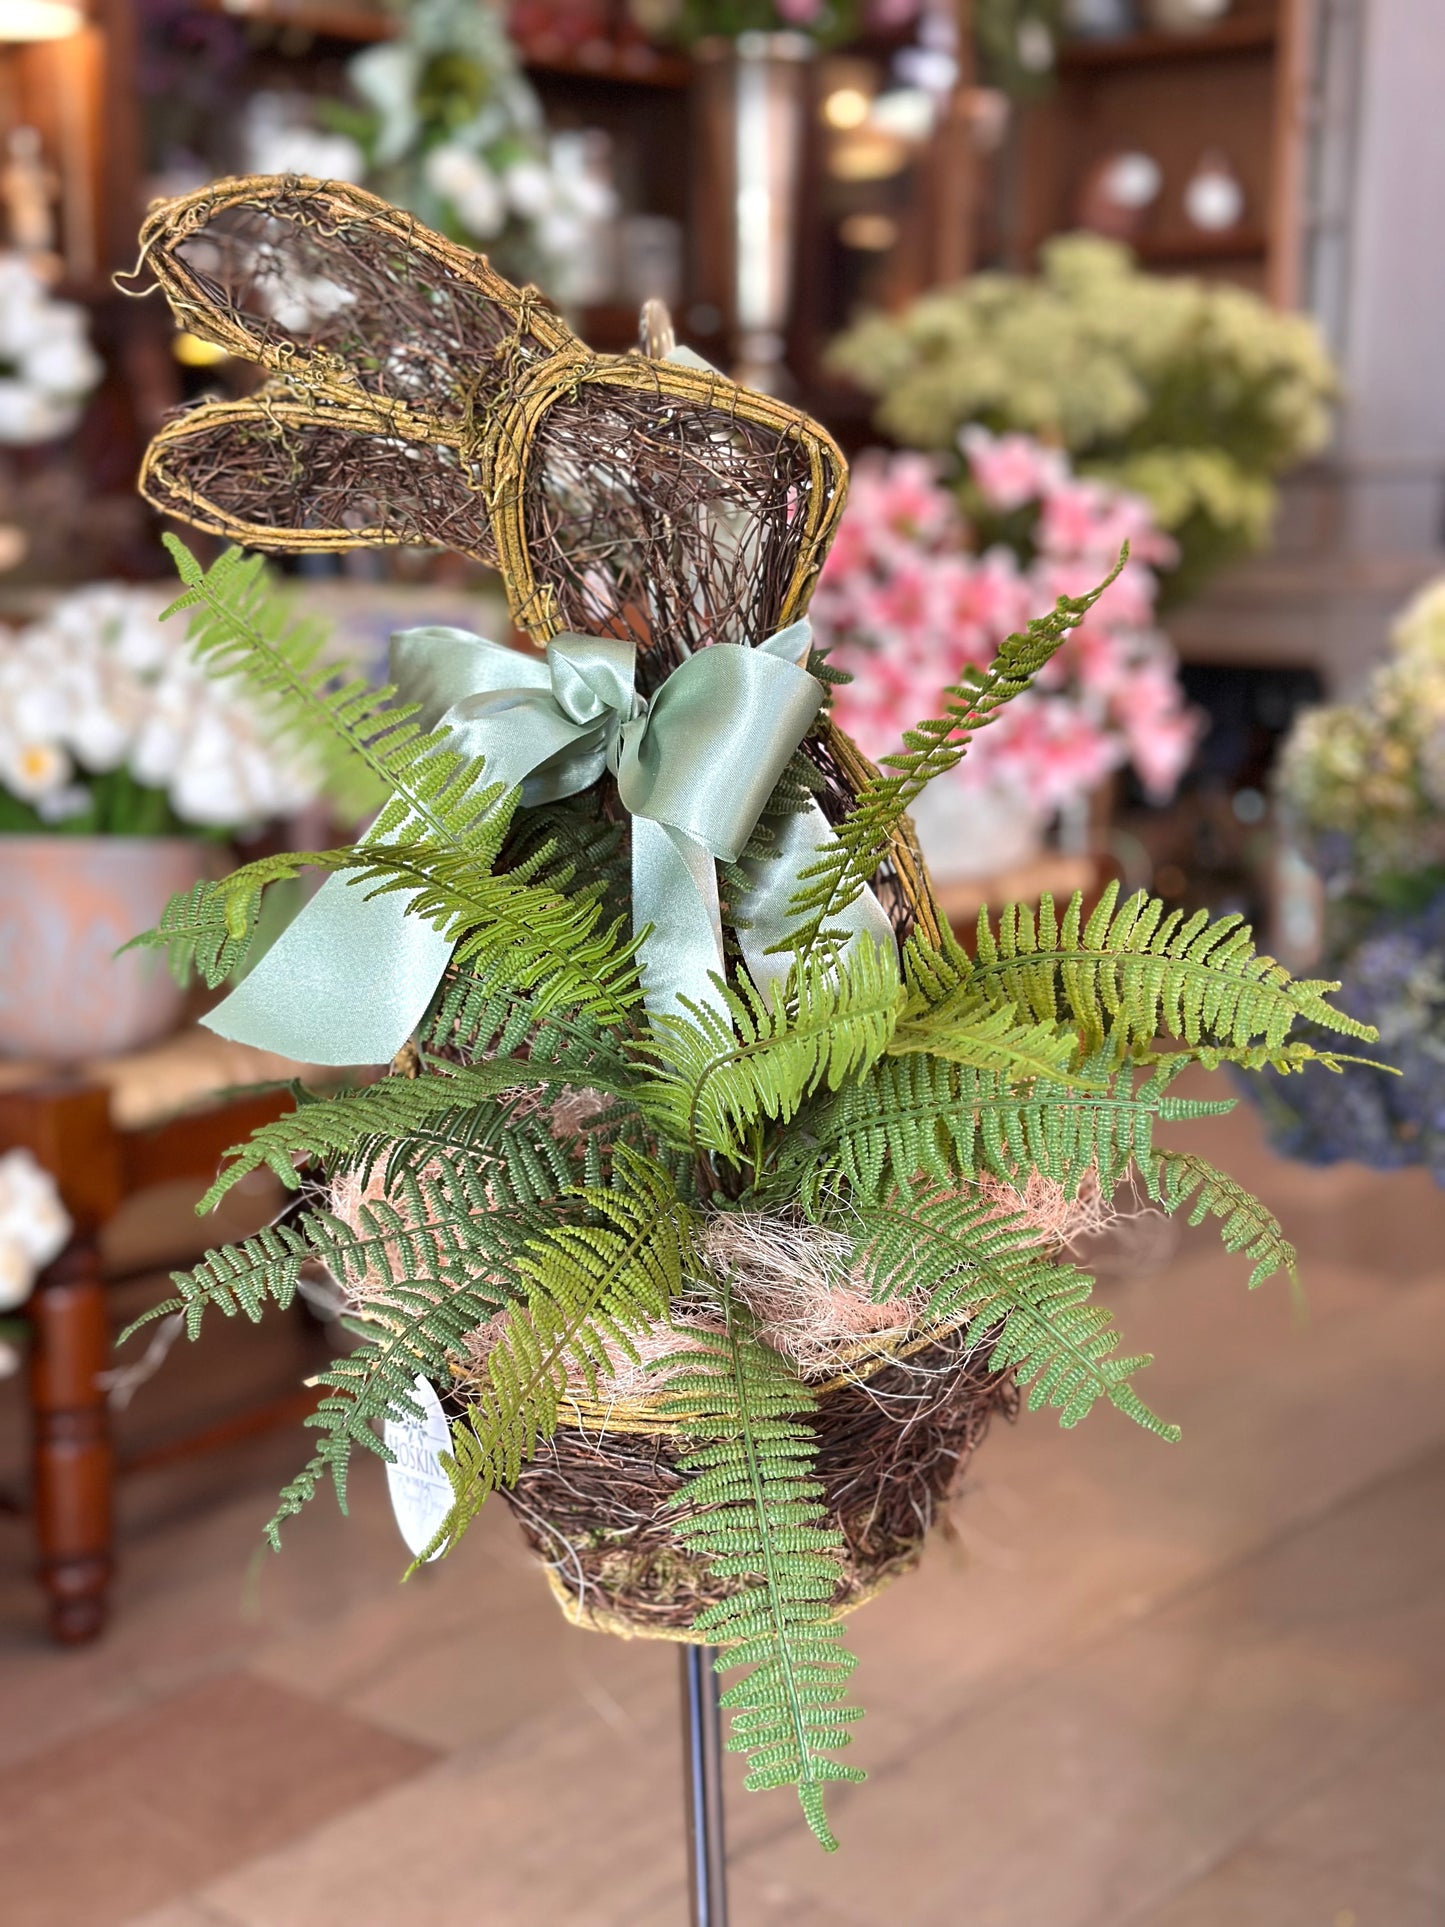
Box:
775;0;823;21
961;426;1067;513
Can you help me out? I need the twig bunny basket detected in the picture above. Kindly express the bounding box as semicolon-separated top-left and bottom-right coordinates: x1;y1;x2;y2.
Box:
129;177;1372;1848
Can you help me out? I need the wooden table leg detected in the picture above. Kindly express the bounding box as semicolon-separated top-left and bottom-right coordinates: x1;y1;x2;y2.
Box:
29;1234;114;1644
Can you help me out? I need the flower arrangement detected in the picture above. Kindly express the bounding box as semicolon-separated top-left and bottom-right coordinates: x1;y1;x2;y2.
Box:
123;177;1369;1854
0;254;103;447
1252;576;1445;1178
1277;578;1445;895
0;584;322;836
810;435;1196;847
827;233;1338;604
325;0;616;303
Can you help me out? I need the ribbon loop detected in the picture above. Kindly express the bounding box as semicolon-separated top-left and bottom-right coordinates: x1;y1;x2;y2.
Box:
201;621;894;1065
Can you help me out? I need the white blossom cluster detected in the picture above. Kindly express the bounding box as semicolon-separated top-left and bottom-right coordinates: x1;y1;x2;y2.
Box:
0;253;104;446
0;1147;71;1316
0;585;320;830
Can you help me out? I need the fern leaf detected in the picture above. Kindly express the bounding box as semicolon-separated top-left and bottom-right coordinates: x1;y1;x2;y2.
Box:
432;1150;692;1554
163;537;512;856
849;1187;1178;1438
969;884;1375;1056
194;1058;613;1212
783;560;1125;961
789;1052;1232;1203
641;941;903;1158
1151;1150;1298;1289
659;1298;864;1851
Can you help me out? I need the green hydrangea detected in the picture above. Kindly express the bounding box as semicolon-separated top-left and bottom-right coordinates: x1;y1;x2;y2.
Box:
828;235;1338;604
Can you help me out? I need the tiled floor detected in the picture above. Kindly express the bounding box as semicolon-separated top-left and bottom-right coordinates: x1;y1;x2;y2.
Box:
2;1078;1443;1926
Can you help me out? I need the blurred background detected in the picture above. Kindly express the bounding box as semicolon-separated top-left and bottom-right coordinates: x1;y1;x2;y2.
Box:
1;2;1443;1923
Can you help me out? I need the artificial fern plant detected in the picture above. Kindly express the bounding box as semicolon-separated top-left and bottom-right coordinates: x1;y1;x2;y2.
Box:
120;539;1377;1853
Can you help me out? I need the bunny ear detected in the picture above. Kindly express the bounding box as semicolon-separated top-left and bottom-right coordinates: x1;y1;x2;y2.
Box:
134;174;574;422
140;390;496;563
496;355;849;670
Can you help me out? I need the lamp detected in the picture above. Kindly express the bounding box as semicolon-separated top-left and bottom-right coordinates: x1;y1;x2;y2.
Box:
0;0;83;41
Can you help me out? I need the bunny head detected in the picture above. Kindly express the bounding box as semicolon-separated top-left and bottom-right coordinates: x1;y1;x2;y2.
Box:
134;176;849;690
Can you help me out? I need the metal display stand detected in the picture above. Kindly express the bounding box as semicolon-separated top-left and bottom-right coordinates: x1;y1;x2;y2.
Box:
680;1644;729;1926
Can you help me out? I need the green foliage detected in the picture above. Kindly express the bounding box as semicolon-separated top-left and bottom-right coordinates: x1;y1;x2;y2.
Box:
137;1149;558;1544
782;568;1121;962
640;942;903;1159
966;883;1377;1057
162;536;511;849
789;1051;1232;1204
432;1150;692;1555
193;1059;605;1212
660;1297;864;1851
849;1187;1177;1438
1150;1150;1298;1290
126;528;1371;1850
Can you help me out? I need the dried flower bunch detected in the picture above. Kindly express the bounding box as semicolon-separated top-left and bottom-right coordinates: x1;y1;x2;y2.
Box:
127;177;1369;1849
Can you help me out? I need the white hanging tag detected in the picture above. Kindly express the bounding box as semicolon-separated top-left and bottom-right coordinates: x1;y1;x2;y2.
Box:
383;1375;454;1562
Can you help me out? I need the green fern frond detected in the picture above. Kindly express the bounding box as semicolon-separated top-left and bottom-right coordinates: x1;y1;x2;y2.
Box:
194;1058;610;1212
163;539;510;842
151;1154;583;1543
160;537;384;819
640;941;903;1159
130;833;643;1021
789;1052;1232;1204
888;992;1085;1083
659;1299;864;1851
967;883;1375;1055
1151;1150;1298;1289
432;1150;692;1554
782;559;1124;962
849;1187;1177;1437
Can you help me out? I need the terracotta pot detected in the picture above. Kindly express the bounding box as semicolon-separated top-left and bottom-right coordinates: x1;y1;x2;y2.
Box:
0;835;210;1062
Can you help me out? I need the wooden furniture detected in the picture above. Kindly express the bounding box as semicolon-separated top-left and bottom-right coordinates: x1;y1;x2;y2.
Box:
1012;0;1313;302
0;1065;300;1643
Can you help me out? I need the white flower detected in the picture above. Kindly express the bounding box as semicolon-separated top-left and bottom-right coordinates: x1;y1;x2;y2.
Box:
0;1148;72;1308
425;144;505;239
0;381;73;444
504;158;555;220
0;736;72;801
0;254;102;445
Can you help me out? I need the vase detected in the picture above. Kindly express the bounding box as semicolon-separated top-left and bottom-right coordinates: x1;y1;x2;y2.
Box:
0;836;210;1062
693;32;814;396
906;780;1047;883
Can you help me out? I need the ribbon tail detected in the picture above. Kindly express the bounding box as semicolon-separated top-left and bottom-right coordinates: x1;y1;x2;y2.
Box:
200;869;455;1066
631;817;731;1022
735;801;896;999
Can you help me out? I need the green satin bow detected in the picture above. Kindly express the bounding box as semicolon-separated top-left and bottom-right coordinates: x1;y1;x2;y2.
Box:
201;621;895;1065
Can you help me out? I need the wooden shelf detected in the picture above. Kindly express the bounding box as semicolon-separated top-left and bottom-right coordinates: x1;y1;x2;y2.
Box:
204;0;394;42
200;0;691;82
1135;226;1269;264
1059;16;1278;72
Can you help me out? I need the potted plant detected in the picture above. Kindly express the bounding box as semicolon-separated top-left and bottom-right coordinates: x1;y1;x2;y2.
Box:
123;176;1369;1853
0;583;324;1060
